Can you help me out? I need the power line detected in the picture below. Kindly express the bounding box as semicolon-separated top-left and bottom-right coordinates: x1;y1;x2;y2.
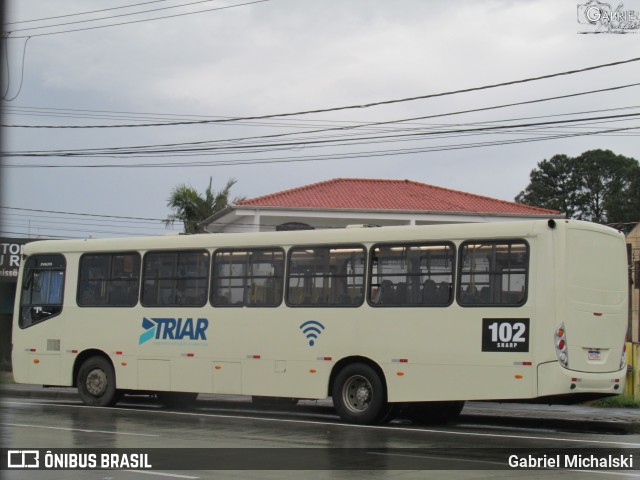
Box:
6;125;638;169
9;109;640;155
5;59;640;128
0;230;77;239
5;82;640;130
2;36;30;102
7;112;640;157
3;0;168;26
1;211;173;227
0;205;166;221
2;221;159;237
5;0;218;33
5;0;272;38
2;214;175;231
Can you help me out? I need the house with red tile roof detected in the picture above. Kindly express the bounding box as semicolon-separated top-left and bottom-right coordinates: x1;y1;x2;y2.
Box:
201;178;561;233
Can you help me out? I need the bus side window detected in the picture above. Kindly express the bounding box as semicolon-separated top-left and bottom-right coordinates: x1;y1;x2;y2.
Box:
211;248;284;307
141;250;209;307
19;254;66;328
287;246;365;307
78;252;141;307
458;240;528;307
369;243;455;307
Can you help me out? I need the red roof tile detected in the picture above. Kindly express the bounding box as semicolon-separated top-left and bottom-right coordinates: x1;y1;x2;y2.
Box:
236;178;557;216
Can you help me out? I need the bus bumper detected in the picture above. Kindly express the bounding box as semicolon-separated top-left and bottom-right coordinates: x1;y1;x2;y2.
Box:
537;361;626;397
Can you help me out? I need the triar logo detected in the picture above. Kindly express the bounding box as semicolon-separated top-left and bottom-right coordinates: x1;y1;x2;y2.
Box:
139;317;209;345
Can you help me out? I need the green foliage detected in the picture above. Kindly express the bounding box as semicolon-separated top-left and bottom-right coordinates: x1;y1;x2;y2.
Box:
516;150;640;230
591;396;640;408
166;177;240;234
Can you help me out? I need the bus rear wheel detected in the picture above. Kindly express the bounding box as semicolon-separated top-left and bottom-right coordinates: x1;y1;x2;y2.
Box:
77;356;121;407
404;401;465;424
332;363;390;425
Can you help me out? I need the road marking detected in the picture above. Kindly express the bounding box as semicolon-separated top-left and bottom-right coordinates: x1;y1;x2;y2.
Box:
125;471;199;479
573;470;640;477
1;422;160;437
4;400;640;447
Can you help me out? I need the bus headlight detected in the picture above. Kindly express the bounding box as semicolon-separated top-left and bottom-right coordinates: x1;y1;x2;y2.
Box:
555;324;569;368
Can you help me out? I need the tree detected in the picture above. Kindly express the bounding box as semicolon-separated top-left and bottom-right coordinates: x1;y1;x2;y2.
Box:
166;177;239;234
516;150;640;228
514;154;581;218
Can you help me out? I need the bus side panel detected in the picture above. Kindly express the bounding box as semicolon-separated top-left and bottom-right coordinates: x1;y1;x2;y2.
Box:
171;357;213;393
211;361;241;394
12;315;67;386
240;359;329;398
384;363;536;402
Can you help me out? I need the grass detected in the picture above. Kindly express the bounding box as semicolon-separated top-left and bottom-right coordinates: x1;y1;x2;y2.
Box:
591;396;640;408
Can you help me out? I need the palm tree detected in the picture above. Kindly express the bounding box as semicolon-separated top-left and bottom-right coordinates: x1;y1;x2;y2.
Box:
166;177;238;234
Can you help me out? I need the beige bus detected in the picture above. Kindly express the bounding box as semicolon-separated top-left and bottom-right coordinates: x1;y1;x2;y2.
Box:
12;219;628;424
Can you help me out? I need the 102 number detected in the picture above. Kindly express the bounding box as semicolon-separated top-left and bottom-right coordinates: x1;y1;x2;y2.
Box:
487;321;526;343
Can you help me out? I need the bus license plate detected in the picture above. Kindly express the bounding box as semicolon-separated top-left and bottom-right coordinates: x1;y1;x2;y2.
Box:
588;350;601;361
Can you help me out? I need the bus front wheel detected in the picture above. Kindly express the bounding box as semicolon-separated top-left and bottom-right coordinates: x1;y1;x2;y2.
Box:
77;356;120;407
332;363;389;425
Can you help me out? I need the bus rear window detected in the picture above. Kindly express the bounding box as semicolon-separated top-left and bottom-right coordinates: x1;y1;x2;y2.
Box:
19;254;66;328
458;240;528;307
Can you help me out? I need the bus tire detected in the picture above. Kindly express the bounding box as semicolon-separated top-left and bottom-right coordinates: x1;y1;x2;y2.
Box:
332;363;388;425
77;356;120;407
158;392;198;409
405;401;465;424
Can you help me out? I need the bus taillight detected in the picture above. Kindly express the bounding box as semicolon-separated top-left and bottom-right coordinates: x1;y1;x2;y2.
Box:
621;342;627;369
554;323;569;368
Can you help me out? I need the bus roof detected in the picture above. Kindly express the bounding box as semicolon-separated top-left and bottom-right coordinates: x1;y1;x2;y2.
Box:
21;219;621;255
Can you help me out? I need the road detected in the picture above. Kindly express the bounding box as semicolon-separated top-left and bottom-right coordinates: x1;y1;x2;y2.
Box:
1;394;640;479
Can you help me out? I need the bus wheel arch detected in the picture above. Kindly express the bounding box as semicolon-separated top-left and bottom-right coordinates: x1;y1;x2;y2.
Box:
329;357;392;424
74;351;121;407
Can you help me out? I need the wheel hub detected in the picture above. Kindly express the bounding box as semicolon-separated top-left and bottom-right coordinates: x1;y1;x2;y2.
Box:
86;368;107;396
356;386;370;404
343;375;373;413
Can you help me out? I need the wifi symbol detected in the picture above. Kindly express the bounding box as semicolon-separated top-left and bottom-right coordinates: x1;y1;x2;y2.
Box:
300;320;325;346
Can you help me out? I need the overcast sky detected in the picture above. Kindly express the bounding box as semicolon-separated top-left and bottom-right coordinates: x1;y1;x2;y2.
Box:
1;0;639;238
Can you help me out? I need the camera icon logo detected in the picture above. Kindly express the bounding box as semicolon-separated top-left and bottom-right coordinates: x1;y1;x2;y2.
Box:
577;0;611;24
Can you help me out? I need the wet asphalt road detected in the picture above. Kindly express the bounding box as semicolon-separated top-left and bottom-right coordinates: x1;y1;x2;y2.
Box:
2;395;640;480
